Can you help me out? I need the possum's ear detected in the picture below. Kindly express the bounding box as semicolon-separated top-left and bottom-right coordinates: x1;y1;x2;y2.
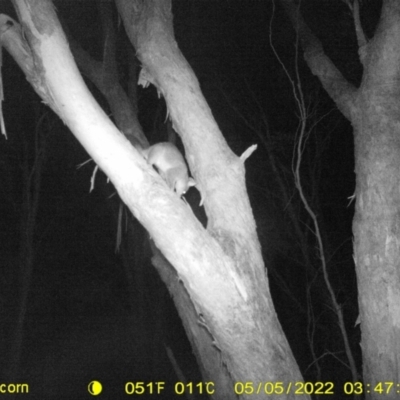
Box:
188;177;196;187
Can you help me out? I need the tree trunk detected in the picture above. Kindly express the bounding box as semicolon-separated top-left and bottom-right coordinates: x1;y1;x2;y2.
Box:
280;0;400;390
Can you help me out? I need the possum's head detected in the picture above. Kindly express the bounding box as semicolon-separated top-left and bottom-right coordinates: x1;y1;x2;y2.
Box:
145;142;196;197
166;167;196;197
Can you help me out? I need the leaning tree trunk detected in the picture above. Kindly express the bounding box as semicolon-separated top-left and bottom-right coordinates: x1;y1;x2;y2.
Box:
1;0;309;398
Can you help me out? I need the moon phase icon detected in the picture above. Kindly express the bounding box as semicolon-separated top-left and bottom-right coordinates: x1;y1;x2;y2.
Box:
88;381;102;396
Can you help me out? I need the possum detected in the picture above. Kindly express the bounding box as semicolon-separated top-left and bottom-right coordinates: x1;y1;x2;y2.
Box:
143;142;196;197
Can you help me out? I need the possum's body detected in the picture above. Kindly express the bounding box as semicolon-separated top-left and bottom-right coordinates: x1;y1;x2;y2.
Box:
144;142;195;197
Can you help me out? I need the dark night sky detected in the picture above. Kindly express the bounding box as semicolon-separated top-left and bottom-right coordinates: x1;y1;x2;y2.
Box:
0;0;382;398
